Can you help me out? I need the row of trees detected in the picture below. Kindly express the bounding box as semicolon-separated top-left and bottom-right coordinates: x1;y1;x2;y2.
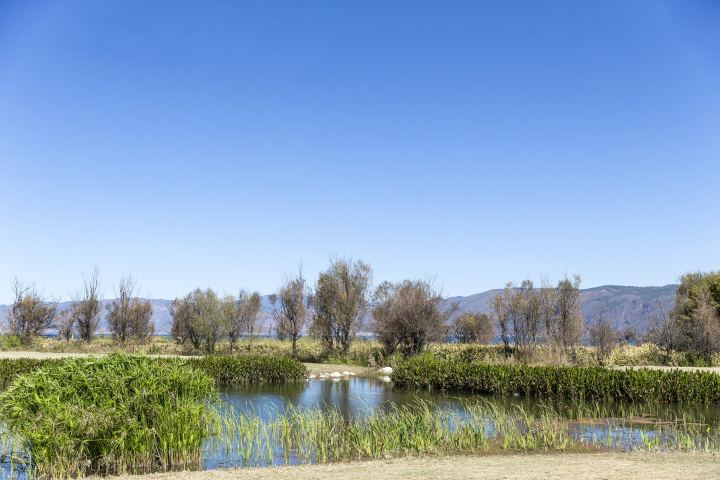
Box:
168;288;263;353
165;258;588;358
4;269;154;344
12;262;717;362
491;275;585;356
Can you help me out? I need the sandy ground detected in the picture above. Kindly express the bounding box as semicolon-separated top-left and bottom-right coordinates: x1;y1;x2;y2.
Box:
100;452;720;480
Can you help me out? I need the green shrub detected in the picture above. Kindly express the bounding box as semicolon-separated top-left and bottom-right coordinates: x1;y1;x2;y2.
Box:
392;354;720;404
0;355;307;388
185;356;307;383
3;335;21;348
0;354;219;477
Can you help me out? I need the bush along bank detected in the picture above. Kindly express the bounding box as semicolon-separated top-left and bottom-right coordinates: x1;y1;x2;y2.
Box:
391;355;720;404
185;356;307;383
0;355;307;388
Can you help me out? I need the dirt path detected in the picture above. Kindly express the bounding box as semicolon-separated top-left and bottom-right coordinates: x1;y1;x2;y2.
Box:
101;452;720;480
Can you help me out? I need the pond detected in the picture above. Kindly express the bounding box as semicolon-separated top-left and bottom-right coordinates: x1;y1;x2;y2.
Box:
220;376;720;422
3;376;720;478
200;377;720;471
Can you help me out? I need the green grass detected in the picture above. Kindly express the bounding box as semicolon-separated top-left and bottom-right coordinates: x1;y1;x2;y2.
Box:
210;397;720;467
392;354;720;404
0;355;307;388
209;398;573;466
0;354;219;477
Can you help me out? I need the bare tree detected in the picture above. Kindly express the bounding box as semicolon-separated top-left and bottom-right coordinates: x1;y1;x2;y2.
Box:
270;268;310;359
311;257;373;356
587;305;617;365
71;268;104;343
106;275;154;345
554;273;585;354
646;297;684;352
371;279;458;356
233;289;263;353
617;325;637;346
452;311;494;344
491;283;515;355
515;280;543;354
6;279;58;342
129;297;154;345
491;280;544;357
169;293;203;349
57;308;75;342
540;276;557;343
688;289;720;361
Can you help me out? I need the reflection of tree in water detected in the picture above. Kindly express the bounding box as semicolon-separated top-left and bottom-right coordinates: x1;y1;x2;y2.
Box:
218;377;720;427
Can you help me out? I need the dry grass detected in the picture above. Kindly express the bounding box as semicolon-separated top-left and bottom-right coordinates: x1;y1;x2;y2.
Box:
4;335;720;369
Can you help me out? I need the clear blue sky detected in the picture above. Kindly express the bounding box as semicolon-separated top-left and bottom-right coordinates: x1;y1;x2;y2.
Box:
1;0;718;303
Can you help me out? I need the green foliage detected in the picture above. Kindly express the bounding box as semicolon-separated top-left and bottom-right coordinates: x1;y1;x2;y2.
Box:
0;355;307;389
0;354;219;477
214;398;570;466
1;335;22;349
392;354;720;404
184;356;307;383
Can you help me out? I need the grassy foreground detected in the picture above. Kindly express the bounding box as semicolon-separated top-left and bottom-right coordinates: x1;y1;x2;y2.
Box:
0;355;219;477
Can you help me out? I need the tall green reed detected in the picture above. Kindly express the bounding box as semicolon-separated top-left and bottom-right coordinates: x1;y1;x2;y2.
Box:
0;354;220;478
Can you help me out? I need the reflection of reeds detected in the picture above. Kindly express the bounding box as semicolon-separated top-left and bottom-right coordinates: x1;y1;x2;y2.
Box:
3;396;720;478
207;398;720;469
205;398;577;468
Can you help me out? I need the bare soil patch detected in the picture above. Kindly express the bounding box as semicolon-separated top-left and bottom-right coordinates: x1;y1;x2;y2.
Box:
100;452;720;480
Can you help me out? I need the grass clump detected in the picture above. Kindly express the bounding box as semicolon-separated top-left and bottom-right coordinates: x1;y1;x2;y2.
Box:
212;398;571;467
0;354;219;478
186;356;308;383
392;354;720;404
0;355;307;388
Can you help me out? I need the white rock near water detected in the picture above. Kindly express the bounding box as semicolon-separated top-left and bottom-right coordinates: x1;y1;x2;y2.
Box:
307;370;358;379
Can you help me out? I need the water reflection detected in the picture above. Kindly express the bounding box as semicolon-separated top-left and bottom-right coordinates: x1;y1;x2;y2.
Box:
220;377;720;425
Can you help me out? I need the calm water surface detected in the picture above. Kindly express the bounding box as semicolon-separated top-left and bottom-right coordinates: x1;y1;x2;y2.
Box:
219;377;720;423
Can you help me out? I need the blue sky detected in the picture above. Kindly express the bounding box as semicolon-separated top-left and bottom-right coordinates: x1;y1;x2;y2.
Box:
0;0;718;303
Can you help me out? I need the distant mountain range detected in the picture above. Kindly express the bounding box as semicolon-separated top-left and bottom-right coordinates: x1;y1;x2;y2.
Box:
448;284;677;333
0;285;677;336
